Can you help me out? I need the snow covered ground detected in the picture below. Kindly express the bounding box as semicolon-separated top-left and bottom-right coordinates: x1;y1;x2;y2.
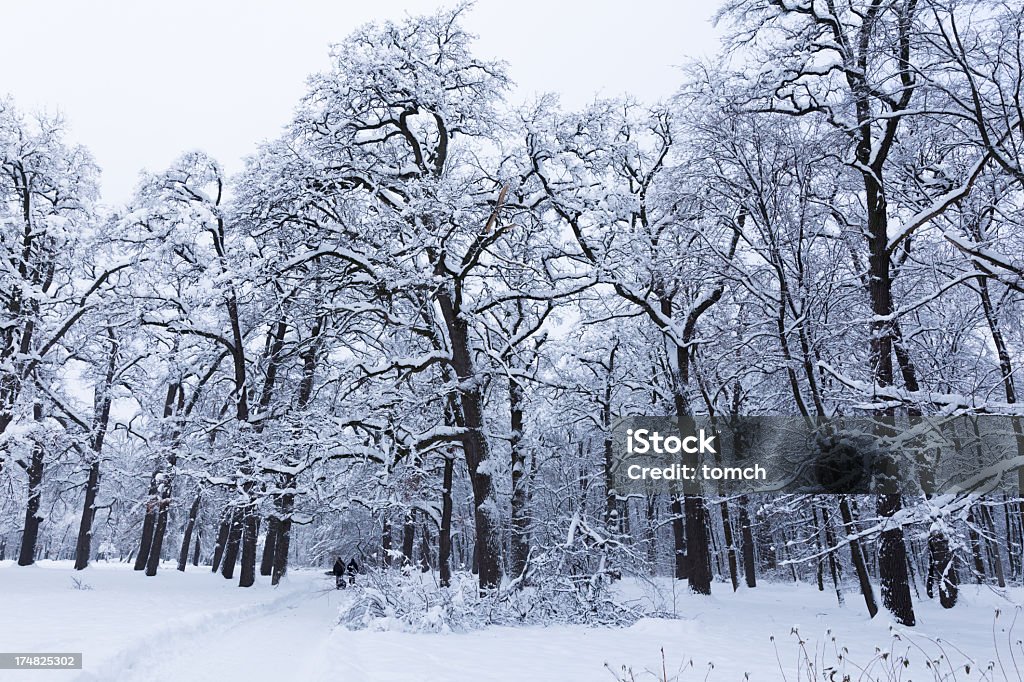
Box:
0;560;1018;681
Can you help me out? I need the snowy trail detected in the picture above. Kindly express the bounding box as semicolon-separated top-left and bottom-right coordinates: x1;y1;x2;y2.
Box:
2;563;1017;681
76;576;345;682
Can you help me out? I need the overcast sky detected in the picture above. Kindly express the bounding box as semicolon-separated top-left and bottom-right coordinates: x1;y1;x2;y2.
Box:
1;1;721;204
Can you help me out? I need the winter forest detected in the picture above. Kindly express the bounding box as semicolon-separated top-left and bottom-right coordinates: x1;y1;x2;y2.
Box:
4;1;1024;680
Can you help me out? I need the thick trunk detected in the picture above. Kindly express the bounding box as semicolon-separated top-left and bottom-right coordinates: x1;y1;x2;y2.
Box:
670;497;688;580
270;486;294;586
863;154;916;624
437;293;501;590
238;511;258;587
177;493;201;572
145;498;170;576
211;509;231;573
220;509;243;579
926;530;958;608
260;514;279;577
684;494;712;594
878;493;915;625
73;330;117;571
134;494;157;571
73;462;101;570
670;335;712;595
18;404;45;566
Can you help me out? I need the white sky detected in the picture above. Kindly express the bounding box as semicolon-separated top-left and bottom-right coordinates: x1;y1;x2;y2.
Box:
1;1;721;204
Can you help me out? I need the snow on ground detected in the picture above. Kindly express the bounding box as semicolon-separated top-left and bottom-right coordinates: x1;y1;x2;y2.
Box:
0;560;1019;681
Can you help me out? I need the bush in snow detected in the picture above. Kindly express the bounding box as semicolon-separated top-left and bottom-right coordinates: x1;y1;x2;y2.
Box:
338;560;642;633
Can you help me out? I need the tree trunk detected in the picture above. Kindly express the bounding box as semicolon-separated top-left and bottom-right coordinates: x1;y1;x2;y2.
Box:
840;495;878;618
509;377;530;580
145;495;171;576
211;509;231;573
177;493;201;572
439;455;454;587
18;403;45;566
401;511;416;566
721;499;739;591
73;461;101;570
823;503;844;605
670;497;688;580
221;509;243;579
73;330;118;571
738;496;757;588
260;514;279;577
437;293;501;591
271;483;294;586
238;511;259;587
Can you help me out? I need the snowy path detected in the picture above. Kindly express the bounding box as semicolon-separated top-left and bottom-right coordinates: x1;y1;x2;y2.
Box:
1;561;1019;681
77;575;344;682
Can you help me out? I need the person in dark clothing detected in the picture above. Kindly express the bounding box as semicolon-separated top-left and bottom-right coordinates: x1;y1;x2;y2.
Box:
332;557;345;589
346;558;359;585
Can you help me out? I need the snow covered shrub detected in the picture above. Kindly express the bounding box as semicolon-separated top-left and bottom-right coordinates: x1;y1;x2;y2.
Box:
338;559;642;633
338;570;486;633
503;509;647;626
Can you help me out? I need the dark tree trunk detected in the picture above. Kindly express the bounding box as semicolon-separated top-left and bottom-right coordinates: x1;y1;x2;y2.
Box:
211;509;232;573
73;462;101;570
437;293;502;591
509;377;530;580
221;509;243;579
926;529;958;608
191;529;201;567
684;494;712;594
738;495;756;588
670;497;688;580
260;514;279;577
878;494;915;625
823;503;844;605
238;512;259;587
18;404;45;566
439;455;454;587
145;497;171;576
840;495;878;618
73;330;117;571
721;499;739;591
401;511;416;566
177;493;201;572
271;484;294;586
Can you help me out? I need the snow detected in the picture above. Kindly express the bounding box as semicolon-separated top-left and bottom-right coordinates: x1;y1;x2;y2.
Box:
0;561;1018;681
